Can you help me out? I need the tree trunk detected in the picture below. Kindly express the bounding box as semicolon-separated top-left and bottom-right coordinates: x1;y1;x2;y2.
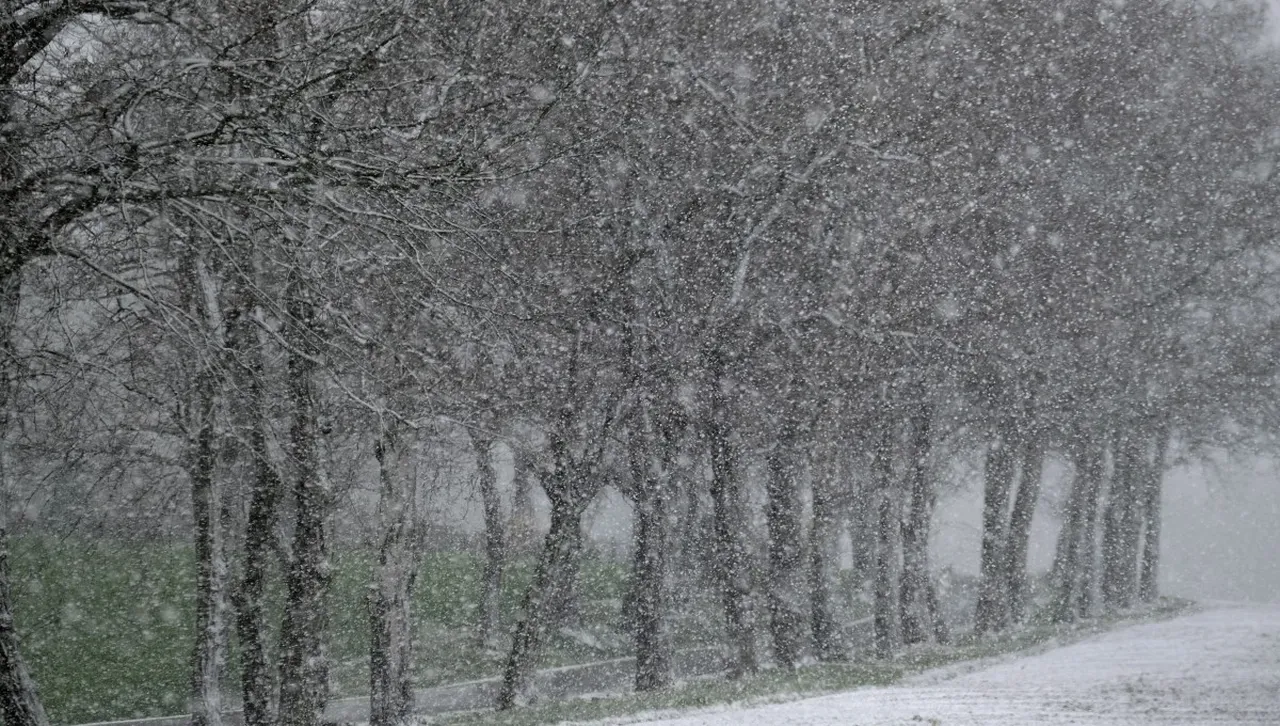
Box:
1138;425;1169;603
183;250;229;726
1051;428;1105;623
809;451;845;662
626;409;678;693
189;372;227;726
228;297;284;726
846;474;877;590
631;482;671;691
899;403;937;645
369;425;418;726
923;576;951;645
1102;433;1142;611
1004;436;1045;625
497;487;588;709
473;434;505;650
764;428;807;669
871;424;902;659
974;421;1018;634
0;271;50;726
705;375;757;678
237;422;283;726
277;290;331;726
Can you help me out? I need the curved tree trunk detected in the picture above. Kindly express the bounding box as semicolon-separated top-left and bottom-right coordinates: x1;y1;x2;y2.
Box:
497;488;588;709
0;272;49;726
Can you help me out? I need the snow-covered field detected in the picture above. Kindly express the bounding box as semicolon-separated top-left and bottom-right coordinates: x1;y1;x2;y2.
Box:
623;604;1280;725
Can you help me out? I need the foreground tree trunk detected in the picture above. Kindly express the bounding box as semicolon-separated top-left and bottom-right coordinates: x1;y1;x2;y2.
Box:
871;423;902;658
0;272;50;726
764;418;807;669
473;434;506;650
277;287;332;726
974;420;1018;634
188;373;228;726
369;425;418;726
1051;429;1106;623
900;403;943;645
1102;433;1143;611
183;251;230;726
809;449;846;661
227;295;284;726
705;365;758;678
1004;435;1045;624
626;406;680;692
630;476;672;691
497;482;589;709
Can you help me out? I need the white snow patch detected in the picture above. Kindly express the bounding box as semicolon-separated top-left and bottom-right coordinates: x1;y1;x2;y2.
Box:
615;604;1280;725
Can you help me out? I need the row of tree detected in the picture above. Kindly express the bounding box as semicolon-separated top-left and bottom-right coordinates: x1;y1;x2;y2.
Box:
3;1;1280;725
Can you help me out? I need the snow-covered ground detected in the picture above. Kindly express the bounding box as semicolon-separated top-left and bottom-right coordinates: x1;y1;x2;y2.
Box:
622;604;1280;725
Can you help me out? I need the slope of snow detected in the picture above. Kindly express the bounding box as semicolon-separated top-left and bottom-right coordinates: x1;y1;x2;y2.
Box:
625;604;1280;725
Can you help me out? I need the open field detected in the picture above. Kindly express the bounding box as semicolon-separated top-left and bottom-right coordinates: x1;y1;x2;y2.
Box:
10;537;633;723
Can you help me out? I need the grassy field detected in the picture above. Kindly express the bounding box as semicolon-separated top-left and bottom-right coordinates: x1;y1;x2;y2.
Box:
9;537;630;724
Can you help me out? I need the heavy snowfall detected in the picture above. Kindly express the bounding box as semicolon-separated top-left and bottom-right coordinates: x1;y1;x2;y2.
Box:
1;1;1279;726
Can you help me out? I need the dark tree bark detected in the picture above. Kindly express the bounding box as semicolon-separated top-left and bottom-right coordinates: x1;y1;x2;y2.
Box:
1051;428;1106;623
764;421;807;669
705;366;758;678
1102;433;1143;611
0;272;49;726
497;480;589;709
182;250;230;726
871;423;902;659
1004;435;1045;624
472;434;506;650
900;403;941;645
369;425;417;726
625;406;680;692
974;419;1019;634
188;369;227;726
227;296;284;726
809;449;846;662
277;288;331;726
846;474;877;589
630;476;672;691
